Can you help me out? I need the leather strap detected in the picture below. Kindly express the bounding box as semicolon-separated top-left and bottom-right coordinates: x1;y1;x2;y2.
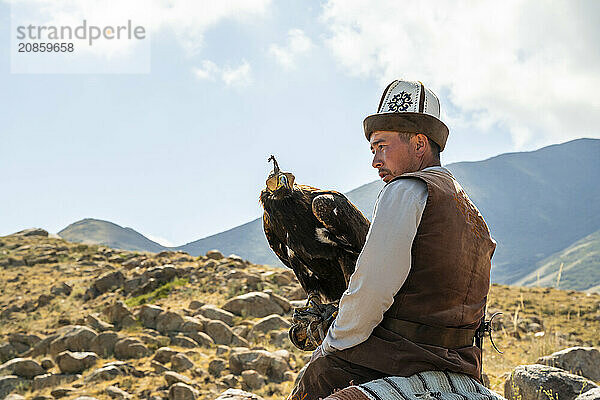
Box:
381;317;477;349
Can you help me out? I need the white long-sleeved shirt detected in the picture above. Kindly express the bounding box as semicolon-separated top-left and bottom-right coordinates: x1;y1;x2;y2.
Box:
322;166;451;353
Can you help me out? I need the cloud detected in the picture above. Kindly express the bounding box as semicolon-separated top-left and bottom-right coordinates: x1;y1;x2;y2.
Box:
193;59;251;86
193;60;220;80
269;28;313;69
320;0;600;149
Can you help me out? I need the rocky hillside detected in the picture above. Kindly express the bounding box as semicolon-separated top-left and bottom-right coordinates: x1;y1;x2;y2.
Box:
1;229;599;400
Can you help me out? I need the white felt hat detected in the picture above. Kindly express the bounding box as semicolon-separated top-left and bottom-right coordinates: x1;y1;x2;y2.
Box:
363;80;449;151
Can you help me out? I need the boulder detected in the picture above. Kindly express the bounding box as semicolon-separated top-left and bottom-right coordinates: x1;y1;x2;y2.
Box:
55;351;98;374
154;347;178;364
0;357;46;378
263;290;292;313
230;334;249;348
269;330;289;347
249;315;290;335
186;300;203;311
103;301;136;328
220;373;239;388
241;370;266;390
47;325;98;356
537;347;600;382
137;305;164;330
87;271;125;298
181;316;205;332
84;361;142;383
32;373;80;390
37;294;55;308
231;325;251;339
0;343;18;362
146;265;178;283
208;358;227;377
171;353;194;372
216;346;230;356
122;277;145;294
285;286;307;301
505;364;598;400
114;338;149;359
206;321;234;345
0;375;25;399
156;311;184;333
85;314;114;332
106;385;132;399
206;250;224;260
215;389;265;400
30;334;60;357
197;305;234;326
168;382;198;400
229;349;289;382
50;283;73;296
84;365;123;383
90;332;120;358
151;360;169;374
272;273;292;286
164;371;192;386
576;389;600;400
222;292;285;318
41;358;54;370
9;333;41;348
183;332;214;348
170;336;198;348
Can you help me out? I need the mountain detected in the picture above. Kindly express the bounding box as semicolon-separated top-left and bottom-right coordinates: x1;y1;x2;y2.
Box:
58;138;600;288
514;229;600;292
176;219;272;264
58;218;167;253
447;138;600;284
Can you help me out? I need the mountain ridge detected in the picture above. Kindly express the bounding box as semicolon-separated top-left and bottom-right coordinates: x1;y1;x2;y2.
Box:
57;138;600;290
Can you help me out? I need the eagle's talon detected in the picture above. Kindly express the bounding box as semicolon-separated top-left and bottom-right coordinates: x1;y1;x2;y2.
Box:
306;293;322;308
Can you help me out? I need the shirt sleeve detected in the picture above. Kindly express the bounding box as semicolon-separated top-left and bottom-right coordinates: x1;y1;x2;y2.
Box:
322;177;428;353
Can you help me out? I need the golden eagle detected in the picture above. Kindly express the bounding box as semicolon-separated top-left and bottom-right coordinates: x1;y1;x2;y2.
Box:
259;155;370;308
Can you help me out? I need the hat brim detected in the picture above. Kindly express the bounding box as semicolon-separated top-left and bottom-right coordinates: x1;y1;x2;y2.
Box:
363;112;449;152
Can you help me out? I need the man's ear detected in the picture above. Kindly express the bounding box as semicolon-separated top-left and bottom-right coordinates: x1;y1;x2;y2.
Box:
414;134;428;156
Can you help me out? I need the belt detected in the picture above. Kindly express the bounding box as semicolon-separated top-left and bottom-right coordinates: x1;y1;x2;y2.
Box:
381;317;477;349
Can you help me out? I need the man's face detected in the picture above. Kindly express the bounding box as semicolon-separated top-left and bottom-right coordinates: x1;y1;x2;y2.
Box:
369;131;418;183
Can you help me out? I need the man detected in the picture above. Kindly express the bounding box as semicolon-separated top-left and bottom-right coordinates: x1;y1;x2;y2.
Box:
288;80;496;400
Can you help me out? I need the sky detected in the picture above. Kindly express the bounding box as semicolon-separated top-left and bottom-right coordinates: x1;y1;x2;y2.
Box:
1;0;599;246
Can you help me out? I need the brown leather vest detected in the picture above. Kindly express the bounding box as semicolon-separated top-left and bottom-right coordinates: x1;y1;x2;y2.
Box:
335;168;496;382
384;168;496;329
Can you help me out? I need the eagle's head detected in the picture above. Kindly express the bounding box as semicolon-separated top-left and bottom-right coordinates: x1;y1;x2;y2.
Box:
265;155;295;199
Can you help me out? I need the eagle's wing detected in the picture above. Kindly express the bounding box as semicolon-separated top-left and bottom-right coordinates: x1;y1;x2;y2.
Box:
312;191;371;280
262;211;292;269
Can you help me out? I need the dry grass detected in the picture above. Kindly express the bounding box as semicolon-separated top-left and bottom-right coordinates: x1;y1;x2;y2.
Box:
1;233;599;399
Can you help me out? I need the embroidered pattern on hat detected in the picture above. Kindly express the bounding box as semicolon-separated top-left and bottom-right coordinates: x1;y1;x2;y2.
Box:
387;91;413;112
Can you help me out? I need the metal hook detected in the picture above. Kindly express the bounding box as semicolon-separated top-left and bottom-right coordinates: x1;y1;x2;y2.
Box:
487;312;504;354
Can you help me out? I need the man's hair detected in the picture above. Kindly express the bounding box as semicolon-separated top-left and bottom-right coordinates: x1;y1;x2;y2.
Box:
397;132;440;160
